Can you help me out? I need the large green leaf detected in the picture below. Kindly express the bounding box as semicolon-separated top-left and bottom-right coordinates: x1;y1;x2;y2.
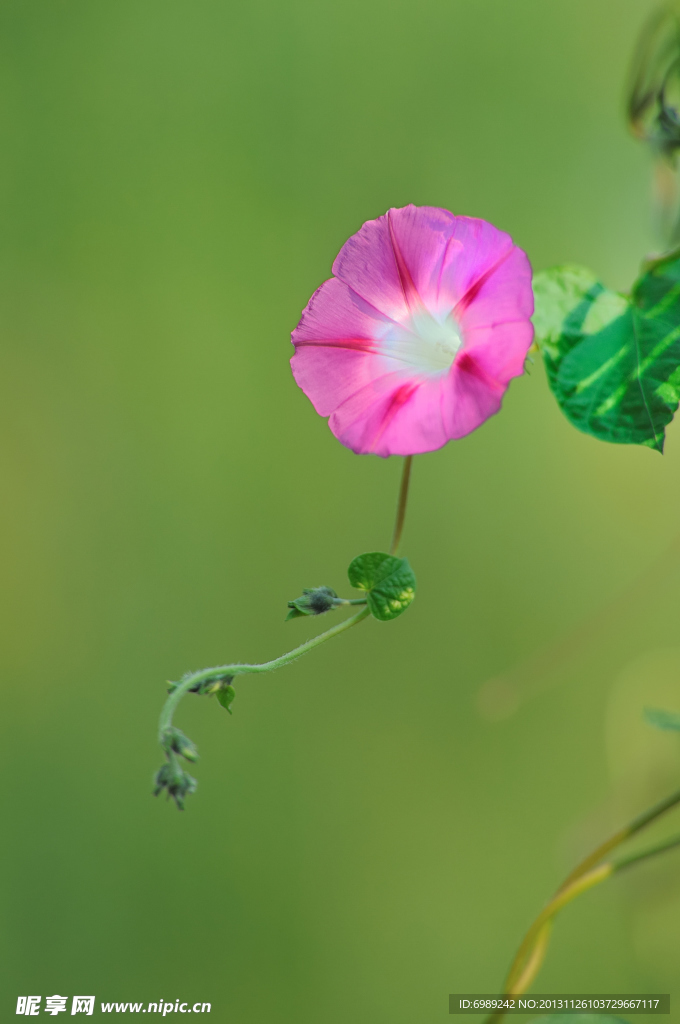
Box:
533;251;680;451
347;552;416;621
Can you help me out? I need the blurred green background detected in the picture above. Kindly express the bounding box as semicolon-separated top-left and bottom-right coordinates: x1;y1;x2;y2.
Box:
4;0;680;1019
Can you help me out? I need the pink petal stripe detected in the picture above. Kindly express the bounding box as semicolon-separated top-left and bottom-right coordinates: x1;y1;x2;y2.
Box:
292;276;397;344
435;215;515;313
385;206;462;317
332;212;411;322
386;209;425;314
455;245;533;333
440;355;507;441
463;320;535;384
330;372;449;457
291;345;406;418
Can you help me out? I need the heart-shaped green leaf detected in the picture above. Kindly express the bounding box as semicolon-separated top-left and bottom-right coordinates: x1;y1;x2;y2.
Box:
533;251;680;451
347;552;416;621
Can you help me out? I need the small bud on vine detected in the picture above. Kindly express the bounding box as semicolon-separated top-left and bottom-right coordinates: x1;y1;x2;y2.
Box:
167;672;233;696
161;727;198;762
628;6;680;157
153;759;197;810
286;586;338;620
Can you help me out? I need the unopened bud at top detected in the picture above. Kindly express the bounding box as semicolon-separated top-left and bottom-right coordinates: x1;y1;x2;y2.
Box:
628;5;680;155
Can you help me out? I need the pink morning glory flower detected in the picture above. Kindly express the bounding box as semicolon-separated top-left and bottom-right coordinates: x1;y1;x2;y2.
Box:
290;204;534;457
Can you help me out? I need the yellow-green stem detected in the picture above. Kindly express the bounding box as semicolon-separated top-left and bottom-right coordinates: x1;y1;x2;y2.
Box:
504;865;612;995
484;788;680;1024
507;922;552;998
558;785;680;892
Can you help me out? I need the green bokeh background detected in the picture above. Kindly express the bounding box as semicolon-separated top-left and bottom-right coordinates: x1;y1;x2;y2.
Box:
4;0;680;1019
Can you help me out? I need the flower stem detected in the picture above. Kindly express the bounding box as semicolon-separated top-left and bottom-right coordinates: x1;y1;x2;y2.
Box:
159;606;370;742
557;785;680;891
614;829;680;872
390;455;413;556
508;922;552;998
484;785;680;1024
501;863;613;1000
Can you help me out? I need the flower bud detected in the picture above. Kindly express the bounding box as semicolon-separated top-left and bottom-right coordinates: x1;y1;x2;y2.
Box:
286;586;338;620
153;760;197;810
167;672;234;696
161;727;198;762
628;7;680;242
628;6;680;155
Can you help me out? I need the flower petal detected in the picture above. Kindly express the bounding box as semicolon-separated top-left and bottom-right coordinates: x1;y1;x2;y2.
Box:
382;205;463;317
329;372;450;457
291;276;407;415
435;215;518;316
462;319;535;385
331;211;413;321
440;351;512;441
292;276;397;345
455;244;534;332
291;343;404;418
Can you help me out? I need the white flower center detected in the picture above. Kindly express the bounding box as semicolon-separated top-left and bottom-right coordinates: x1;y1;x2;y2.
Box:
380;309;462;374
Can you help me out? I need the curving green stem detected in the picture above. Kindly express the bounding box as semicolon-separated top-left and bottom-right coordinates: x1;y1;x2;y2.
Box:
614;829;680;872
156;453;417;805
158;606;370;742
484;787;680;1024
557;785;680;891
497;833;680;1006
160;455;417;743
499;863;613;1005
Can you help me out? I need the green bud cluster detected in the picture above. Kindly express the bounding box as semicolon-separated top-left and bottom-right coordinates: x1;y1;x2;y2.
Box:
154;727;200;809
156;675;237;808
153;757;197;810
